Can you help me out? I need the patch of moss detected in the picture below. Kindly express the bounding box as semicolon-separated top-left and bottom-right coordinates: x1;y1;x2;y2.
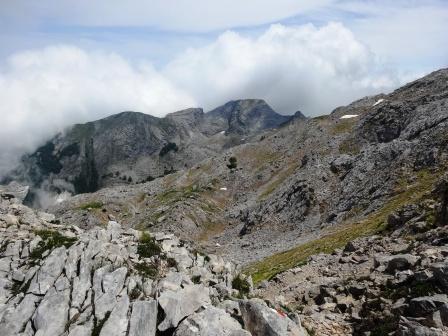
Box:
247;168;442;284
78;201;103;210
331;119;356;135
232;275;251;295
30;230;77;262
134;262;158;279
137;232;161;258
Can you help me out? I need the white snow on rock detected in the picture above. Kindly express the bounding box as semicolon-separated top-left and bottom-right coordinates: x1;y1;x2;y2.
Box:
340;114;359;119
372;98;385;107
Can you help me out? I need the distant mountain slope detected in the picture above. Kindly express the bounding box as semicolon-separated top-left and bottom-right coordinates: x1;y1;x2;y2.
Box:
204;99;291;135
6;99;292;202
48;68;448;270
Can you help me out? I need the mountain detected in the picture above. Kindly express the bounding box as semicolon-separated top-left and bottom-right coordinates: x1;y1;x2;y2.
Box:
48;68;448;266
204;99;291;135
1;69;448;335
6;99;292;202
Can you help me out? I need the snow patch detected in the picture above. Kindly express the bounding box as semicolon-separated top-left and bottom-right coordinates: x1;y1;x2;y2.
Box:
340;114;358;119
372;98;385;107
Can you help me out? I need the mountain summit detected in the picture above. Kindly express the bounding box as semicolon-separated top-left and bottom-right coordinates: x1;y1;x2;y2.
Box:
6;99;293;200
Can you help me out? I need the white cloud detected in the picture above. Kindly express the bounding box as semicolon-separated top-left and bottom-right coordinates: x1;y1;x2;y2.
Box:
0;0;331;32
0;23;408;176
165;22;402;114
0;45;196;174
339;1;448;69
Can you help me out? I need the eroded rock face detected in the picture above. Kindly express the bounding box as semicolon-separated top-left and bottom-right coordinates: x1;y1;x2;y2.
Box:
0;193;303;335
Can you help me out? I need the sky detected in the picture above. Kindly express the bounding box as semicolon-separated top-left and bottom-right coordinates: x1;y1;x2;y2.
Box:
0;0;447;175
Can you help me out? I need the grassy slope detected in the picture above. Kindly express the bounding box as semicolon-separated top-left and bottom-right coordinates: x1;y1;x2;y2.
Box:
246;169;441;284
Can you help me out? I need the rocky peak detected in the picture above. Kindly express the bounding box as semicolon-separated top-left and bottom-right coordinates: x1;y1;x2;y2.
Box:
165;107;205;129
205;99;292;135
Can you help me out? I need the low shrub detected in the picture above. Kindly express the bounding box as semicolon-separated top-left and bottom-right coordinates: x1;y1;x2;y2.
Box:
137;232;161;258
232;274;251;295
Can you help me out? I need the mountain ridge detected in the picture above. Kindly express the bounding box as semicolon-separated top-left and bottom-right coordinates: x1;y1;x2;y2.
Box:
5;99;293;205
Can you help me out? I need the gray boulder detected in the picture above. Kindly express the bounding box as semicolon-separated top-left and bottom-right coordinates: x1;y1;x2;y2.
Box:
379;254;420;273
408;295;448;317
431;262;448;290
158;284;211;331
239;299;306;336
398;317;444;336
128;300;158;336
174;306;250;336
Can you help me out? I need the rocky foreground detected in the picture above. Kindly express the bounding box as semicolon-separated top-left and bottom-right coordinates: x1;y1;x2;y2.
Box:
255;174;448;335
0;187;305;336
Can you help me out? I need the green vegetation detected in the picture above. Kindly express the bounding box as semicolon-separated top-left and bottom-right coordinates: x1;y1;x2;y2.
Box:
30;230;77;262
78;201;103;210
165;257;177;268
159;142;179;157
232;275;251;295
227;156;237;169
134;262;158;279
191;275;201;284
156;185;201;204
129;286;142;300
258;162;298;200
331;119;356;135
247;168;441;284
137;232;161;258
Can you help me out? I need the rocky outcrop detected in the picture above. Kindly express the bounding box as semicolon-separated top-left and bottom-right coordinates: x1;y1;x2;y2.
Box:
0;187;304;335
254;177;448;335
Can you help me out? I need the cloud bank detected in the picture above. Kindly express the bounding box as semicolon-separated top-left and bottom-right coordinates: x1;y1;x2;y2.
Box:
1;0;330;32
0;22;408;176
